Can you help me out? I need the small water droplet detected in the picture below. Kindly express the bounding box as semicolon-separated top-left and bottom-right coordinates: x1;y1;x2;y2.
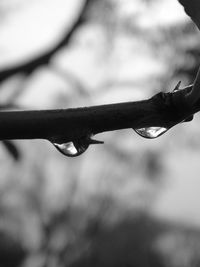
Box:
53;140;89;157
134;127;168;139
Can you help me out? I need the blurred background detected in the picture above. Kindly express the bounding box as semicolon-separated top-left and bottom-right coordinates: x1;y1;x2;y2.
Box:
1;0;200;266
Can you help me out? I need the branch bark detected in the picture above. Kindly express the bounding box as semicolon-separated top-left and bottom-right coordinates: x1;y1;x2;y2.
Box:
0;87;196;144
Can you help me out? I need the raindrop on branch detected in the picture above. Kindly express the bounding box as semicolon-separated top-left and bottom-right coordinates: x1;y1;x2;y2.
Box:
52;136;104;157
134;81;194;140
134;127;168;139
53;140;89;157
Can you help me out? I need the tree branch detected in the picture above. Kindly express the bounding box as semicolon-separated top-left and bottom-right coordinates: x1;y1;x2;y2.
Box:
178;0;200;30
0;86;196;145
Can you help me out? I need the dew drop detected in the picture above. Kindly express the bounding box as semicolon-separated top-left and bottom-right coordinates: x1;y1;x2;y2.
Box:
134;127;168;139
53;140;89;157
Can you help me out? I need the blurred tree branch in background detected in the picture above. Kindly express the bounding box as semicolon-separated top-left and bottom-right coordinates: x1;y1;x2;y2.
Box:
0;1;200;267
0;0;91;83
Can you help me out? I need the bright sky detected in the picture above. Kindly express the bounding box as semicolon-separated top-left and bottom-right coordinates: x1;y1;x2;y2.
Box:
1;0;200;231
0;0;85;68
116;0;188;28
0;0;189;69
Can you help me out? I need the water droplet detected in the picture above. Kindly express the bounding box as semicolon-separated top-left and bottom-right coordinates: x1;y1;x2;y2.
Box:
134;127;168;139
51;135;104;157
53;140;89;157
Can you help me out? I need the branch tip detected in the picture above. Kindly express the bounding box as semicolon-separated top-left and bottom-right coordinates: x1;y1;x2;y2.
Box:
173;80;182;92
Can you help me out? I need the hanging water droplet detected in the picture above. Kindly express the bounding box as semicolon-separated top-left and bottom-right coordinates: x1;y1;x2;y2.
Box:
52;135;104;157
134;126;168;139
53;140;89;157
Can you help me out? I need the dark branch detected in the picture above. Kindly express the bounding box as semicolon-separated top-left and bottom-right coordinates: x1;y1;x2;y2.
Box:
178;0;200;30
0;87;196;144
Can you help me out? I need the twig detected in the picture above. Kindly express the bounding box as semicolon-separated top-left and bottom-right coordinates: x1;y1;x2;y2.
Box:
0;87;196;144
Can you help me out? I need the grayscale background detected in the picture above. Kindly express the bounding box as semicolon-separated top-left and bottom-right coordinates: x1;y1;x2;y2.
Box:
0;0;200;266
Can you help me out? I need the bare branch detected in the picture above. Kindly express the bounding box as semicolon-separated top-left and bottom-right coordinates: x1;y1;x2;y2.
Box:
0;88;196;144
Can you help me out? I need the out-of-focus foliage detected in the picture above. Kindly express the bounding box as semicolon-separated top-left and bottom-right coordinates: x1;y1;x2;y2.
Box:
0;1;200;267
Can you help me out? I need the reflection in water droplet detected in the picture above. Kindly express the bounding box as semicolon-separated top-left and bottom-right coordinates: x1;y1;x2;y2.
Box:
53;140;89;157
134;127;168;139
